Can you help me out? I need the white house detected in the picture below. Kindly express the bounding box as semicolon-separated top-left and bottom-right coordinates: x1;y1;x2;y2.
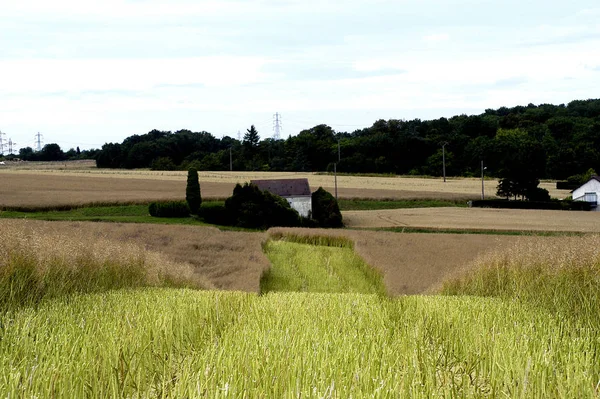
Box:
573;176;600;211
251;178;312;217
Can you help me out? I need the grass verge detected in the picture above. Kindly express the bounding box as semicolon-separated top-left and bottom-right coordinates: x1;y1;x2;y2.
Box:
0;202;235;228
261;234;385;295
338;198;468;210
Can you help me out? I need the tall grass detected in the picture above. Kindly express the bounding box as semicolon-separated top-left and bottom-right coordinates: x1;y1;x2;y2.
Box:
0;220;208;311
441;235;600;326
0;289;598;397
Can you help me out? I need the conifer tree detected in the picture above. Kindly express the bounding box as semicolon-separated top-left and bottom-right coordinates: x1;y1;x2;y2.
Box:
186;167;201;214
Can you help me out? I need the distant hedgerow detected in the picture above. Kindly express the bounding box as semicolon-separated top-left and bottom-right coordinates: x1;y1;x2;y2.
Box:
149;201;190;218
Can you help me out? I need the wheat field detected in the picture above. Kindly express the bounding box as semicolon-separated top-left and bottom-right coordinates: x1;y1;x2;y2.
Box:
0;165;571;208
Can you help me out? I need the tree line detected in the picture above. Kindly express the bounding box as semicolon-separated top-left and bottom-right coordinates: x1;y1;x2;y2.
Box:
12;144;99;162
94;99;600;183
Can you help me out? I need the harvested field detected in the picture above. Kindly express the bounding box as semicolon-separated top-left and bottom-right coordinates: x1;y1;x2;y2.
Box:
269;228;554;295
0;168;571;207
343;207;600;233
0;173;235;208
5;220;269;293
1;219;552;296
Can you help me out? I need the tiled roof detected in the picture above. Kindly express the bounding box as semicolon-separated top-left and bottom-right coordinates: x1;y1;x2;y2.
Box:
250;178;311;197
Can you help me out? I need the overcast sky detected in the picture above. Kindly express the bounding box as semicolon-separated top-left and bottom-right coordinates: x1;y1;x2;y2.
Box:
1;0;599;151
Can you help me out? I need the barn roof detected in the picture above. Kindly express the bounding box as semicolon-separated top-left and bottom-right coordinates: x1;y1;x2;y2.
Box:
250;178;311;197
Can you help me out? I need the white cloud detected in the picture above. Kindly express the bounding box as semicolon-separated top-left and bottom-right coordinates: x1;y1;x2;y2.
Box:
422;33;450;43
0;56;268;92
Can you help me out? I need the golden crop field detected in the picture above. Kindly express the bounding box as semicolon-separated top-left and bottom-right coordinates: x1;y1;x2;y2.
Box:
2;219;270;293
0;162;571;207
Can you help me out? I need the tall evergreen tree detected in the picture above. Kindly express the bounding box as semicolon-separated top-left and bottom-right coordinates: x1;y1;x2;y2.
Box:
186;167;201;214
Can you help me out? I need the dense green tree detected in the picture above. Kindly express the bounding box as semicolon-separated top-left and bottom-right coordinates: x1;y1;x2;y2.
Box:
39;144;65;161
186;167;202;214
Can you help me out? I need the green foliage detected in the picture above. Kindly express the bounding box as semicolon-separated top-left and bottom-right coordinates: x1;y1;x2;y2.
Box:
526;186;551;201
151;156;177;171
185;167;202;214
94;99;600;178
198;202;233;226
565;167;598;187
338;198;468;210
224;183;301;229
311;187;343;227
149;201;190;218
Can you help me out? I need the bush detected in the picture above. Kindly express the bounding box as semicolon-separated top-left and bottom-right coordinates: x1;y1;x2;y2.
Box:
199;203;233;226
526;187;551;202
311;187;343;227
148;201;190;217
225;183;301;229
186;168;202;214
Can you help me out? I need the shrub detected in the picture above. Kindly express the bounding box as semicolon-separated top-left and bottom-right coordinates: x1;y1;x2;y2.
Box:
199;203;233;226
526;186;551;202
311;187;343;228
186;167;202;214
224;183;301;229
148;201;190;217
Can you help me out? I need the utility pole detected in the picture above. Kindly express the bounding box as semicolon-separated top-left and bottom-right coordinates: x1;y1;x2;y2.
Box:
35;132;44;152
334;163;338;200
481;160;485;200
229;146;233;171
440;141;449;182
337;139;341;162
273;112;282;140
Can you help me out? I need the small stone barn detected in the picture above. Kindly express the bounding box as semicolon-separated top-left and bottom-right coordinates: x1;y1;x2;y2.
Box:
573;176;600;211
251;178;312;217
